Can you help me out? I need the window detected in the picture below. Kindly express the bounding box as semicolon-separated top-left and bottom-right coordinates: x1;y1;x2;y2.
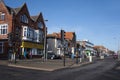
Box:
29;28;33;39
0;13;5;20
0;42;3;54
23;27;27;37
20;14;28;23
23;26;34;41
0;24;8;35
27;28;30;38
34;31;37;40
39;31;44;43
38;22;43;29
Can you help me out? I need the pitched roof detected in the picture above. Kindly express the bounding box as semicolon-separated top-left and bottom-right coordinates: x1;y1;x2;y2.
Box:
5;6;14;14
47;33;60;39
31;13;44;22
5;5;21;15
13;7;21;14
94;45;106;49
31;15;39;21
65;32;75;40
47;32;75;41
4;3;23;15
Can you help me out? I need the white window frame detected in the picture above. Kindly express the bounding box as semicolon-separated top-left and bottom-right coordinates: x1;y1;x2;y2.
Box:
34;30;38;42
23;27;27;37
0;24;8;35
0;13;5;20
23;26;35;41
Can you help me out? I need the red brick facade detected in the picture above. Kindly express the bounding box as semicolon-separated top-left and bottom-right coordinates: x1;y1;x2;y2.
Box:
0;1;46;59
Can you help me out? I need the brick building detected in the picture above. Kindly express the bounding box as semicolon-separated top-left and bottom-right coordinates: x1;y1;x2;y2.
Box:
47;31;76;56
0;0;46;59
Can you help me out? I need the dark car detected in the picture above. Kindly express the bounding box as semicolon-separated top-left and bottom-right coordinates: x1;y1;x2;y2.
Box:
47;52;61;59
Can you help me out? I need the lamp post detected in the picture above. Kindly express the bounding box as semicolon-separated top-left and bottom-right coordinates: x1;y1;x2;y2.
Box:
10;11;17;63
113;37;120;60
117;39;120;60
8;32;13;61
61;29;66;66
43;20;48;61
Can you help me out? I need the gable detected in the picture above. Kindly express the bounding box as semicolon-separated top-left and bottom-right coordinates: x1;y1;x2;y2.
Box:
0;1;11;15
16;3;31;20
31;13;46;30
36;13;45;27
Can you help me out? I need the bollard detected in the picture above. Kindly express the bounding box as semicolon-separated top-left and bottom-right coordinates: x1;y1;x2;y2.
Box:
89;56;92;62
80;57;82;63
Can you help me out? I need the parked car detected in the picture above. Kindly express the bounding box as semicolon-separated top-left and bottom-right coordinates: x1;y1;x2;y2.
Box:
47;52;62;59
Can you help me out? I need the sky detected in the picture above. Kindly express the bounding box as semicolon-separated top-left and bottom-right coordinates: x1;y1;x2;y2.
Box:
4;0;120;52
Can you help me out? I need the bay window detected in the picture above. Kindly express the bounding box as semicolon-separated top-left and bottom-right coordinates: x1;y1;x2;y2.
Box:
39;31;44;43
22;26;44;43
23;26;34;41
34;31;37;40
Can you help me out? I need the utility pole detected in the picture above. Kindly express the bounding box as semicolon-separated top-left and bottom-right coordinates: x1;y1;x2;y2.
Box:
8;32;13;61
118;39;120;60
61;30;66;66
43;20;48;61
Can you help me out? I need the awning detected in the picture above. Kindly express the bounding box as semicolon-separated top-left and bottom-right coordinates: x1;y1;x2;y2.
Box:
21;41;44;49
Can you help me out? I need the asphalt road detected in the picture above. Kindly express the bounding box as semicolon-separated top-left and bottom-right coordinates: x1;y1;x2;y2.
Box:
0;56;120;80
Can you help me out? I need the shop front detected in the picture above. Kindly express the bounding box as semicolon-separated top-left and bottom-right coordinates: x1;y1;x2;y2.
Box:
21;41;44;58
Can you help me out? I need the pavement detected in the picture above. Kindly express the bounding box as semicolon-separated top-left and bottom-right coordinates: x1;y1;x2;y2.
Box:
0;57;97;71
115;60;120;70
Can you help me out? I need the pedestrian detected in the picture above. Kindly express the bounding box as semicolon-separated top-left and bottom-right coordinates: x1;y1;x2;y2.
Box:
29;50;32;59
26;51;29;59
24;50;27;59
71;53;74;59
8;50;12;61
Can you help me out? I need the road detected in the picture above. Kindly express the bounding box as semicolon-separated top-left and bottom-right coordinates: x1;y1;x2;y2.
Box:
0;56;120;80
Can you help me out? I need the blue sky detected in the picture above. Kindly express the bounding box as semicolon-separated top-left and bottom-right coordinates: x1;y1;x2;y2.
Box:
4;0;120;51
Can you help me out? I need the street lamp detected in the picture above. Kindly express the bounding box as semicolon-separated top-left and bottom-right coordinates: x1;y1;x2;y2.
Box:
43;20;48;61
113;37;120;60
61;29;66;66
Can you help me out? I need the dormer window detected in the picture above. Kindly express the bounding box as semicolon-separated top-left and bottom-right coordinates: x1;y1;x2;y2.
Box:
0;12;5;20
20;14;28;23
38;22;43;29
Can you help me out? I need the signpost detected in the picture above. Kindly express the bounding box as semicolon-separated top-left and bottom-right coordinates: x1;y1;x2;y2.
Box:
61;30;66;66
